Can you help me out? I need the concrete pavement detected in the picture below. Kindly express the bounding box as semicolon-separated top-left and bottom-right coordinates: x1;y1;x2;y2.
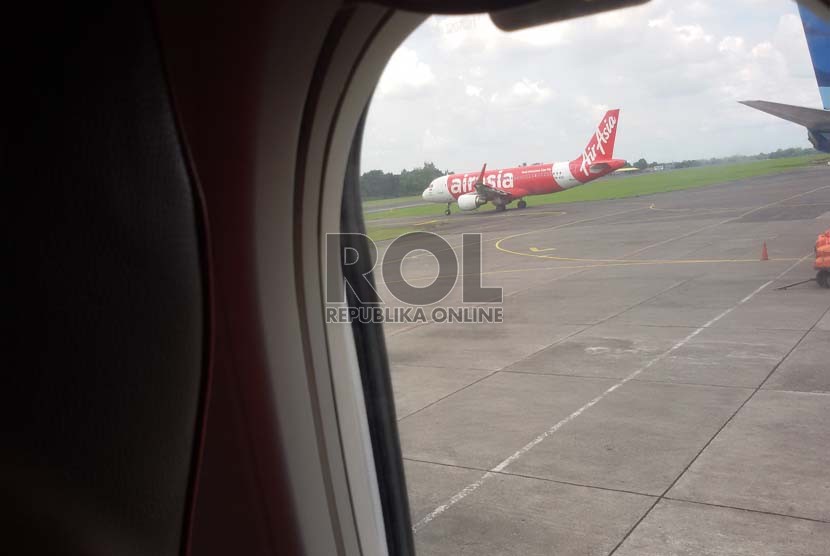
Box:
378;167;830;555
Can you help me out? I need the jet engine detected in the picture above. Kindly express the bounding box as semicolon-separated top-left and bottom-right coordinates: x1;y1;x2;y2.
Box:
457;193;486;211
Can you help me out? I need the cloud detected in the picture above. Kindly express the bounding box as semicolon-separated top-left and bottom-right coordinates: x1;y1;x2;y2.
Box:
682;1;713;17
376;47;435;98
422;128;449;152
773;13;814;79
465;84;483;97
718;36;745;53
751;41;774;58
511;22;571;47
363;0;816;173
430;15;501;51
491;79;553;107
675;24;713;45
595;11;629;30
429;14;572;54
576;97;611;123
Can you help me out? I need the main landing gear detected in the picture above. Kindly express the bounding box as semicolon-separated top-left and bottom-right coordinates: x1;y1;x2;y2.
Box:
818;270;829;289
495;204;506;212
445;203;451;216
517;199;527;209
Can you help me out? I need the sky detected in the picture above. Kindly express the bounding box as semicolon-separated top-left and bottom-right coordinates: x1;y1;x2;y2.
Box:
361;0;822;174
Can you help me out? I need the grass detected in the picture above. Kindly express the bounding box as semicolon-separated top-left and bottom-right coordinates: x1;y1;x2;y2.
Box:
362;194;422;208
365;225;420;242
363;155;828;221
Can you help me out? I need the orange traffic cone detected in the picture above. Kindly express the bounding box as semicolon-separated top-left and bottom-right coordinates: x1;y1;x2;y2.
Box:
761;241;769;261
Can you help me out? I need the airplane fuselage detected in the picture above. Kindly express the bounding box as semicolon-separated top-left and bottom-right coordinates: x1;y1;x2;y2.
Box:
422;159;622;205
422;109;625;212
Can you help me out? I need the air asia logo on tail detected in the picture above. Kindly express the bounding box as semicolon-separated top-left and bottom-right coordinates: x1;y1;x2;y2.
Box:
578;109;619;177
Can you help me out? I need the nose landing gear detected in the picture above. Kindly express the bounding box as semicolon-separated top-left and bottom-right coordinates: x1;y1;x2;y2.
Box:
517;199;527;209
445;203;451;216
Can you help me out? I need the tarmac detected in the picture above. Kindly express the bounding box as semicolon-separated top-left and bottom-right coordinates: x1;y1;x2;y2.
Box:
373;165;830;555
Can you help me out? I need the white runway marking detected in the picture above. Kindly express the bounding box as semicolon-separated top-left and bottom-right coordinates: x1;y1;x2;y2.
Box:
412;255;811;533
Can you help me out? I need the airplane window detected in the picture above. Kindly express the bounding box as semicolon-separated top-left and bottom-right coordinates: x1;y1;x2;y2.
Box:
350;1;830;554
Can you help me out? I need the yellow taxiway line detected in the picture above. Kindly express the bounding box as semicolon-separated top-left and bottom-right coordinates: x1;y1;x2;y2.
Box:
495;185;829;266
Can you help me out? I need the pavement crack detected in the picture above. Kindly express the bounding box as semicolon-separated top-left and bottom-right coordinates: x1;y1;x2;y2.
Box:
605;263;827;556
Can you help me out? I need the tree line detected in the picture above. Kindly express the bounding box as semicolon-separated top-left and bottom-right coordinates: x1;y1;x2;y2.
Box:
627;147;818;170
359;162;450;199
361;147;818;199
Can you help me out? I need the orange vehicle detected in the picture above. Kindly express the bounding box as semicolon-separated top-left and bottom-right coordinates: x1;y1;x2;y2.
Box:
817;229;830;288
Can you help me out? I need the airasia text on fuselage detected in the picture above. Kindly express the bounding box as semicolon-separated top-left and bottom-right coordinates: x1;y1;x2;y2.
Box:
448;169;516;196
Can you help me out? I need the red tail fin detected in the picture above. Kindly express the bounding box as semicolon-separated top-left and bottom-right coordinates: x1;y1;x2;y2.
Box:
575;109;620;178
586;109;619;161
